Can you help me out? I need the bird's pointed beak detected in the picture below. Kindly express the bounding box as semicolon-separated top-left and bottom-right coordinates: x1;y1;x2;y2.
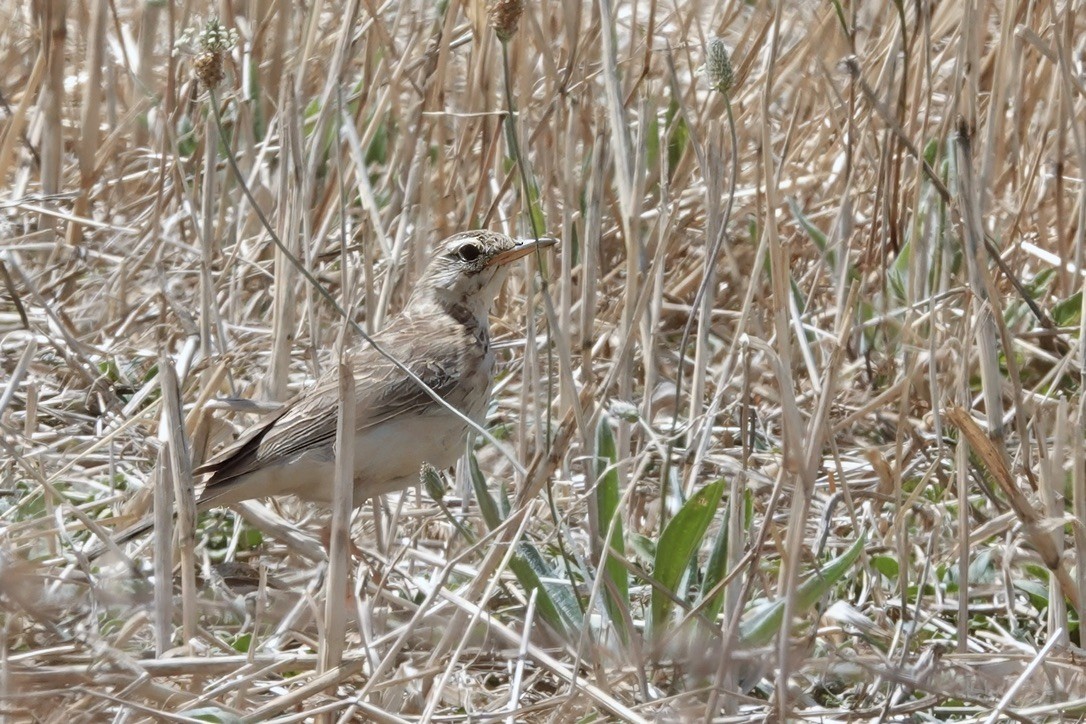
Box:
487;236;558;267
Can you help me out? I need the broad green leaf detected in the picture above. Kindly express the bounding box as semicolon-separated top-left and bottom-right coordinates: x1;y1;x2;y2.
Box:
872;555;899;580
497;478;512;519
238;526;263;550
1053;291;1082;328
967;549;997;584
231;633;251;653
665;98;688;181
922;137;939;167
247;56;265;141
1025;268;1056;298
740;536;865;647
701;495;733;622
646;111;661;174
888;238;910;302
366;114;391;165
786;196;828;254
508;546;573;637
469;452;502;530
651;480;725;635
789;275;808;317
526;180;546;240
595;415;629;642
469;452;576;637
1013;579;1050;612
516;541;583;633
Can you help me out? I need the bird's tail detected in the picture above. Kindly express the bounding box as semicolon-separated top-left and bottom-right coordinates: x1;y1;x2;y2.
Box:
83;516;156;564
83;481;241;564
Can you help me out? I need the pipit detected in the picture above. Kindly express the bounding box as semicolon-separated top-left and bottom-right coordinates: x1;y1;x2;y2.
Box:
104;231;555;551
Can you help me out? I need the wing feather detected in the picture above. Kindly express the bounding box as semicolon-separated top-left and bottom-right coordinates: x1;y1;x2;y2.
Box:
196;317;474;494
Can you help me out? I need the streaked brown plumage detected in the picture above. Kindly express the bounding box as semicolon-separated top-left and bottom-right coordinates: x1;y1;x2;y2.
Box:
103;231;556;551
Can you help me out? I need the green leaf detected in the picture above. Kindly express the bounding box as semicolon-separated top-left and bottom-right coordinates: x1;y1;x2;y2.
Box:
887;238;910;302
786;196;829;254
701;494;733;622
595;415;629;642
497;479;512;519
1024;267;1056;298
516;541;583;633
872;555;899;580
526;179;546;240
646;110;661;174
922;137;940;167
231;633;251;653
238;526;263;550
651;479;725;635
366;114;391;166
1053;291;1082;327
1013;579;1050;612
740;536;865;647
967;548;996;584
420;463;445;502
469;452;577;637
468;452;502;530
665;99;688;180
789;275;808;317
507;549;571;636
247;56;265;141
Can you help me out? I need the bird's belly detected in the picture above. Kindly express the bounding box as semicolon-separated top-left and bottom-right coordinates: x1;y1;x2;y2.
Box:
280;413;469;505
347;411;471;498
285;357;492;506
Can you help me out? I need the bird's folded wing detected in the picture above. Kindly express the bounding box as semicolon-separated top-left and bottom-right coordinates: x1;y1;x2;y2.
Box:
367;356;460;420
196;333;464;485
195;405;291;474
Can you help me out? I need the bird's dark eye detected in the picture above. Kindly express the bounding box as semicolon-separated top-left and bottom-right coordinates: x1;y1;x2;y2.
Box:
457;243;481;262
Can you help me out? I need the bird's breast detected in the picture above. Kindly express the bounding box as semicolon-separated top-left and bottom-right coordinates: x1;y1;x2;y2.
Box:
452;333;493;413
347;319;495;499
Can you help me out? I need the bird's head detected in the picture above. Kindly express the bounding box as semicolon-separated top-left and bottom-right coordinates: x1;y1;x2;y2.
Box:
409;230;557;321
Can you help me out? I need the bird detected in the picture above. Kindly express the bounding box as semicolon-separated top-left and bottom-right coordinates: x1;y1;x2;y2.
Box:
98;230;556;554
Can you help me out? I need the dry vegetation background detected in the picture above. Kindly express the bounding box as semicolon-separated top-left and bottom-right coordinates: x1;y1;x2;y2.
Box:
3;0;1086;721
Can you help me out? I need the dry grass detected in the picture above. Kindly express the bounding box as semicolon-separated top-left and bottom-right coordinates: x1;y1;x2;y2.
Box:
3;0;1086;720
